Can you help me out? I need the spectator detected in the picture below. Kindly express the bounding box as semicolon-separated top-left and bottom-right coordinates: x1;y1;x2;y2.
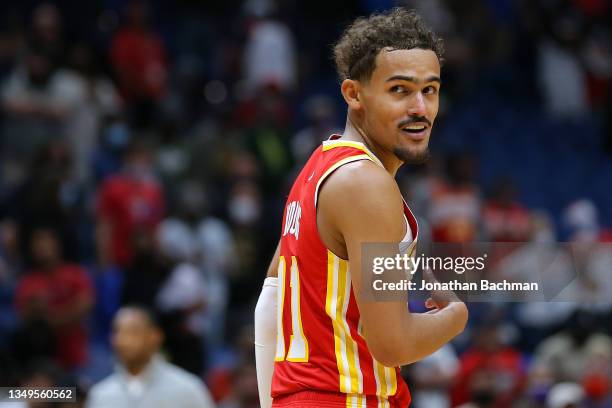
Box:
428;153;481;242
6;140;83;262
216;325;259;408
110;0;167;127
535;311;612;383
406;344;459;408
28;3;66;68
91;118;131;184
517;362;556;407
563;199;612;243
494;213;577;350
96;141;165;268
66;42;121;184
537;7;589;118
546;382;585;408
0;10;25;79
482;178;531;242
217;363;259;408
157;180;236;356
559;200;612;312
0;218;22;282
14;227;93;370
242;1;297;92
451;323;525;407
86;306;215;408
156;218;208;375
120;229;169;308
155;119;190;194
581;25;612;110
7;311;56;380
238;84;294;195
290;95;341;166
0;360;65;408
0;46;83;183
227;180;268;308
0;219;20;352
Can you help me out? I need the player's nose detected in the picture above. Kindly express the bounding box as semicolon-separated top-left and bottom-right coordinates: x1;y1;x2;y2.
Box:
408;92;427;117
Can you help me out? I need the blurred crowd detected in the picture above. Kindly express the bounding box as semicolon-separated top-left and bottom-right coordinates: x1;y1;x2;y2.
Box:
0;0;611;407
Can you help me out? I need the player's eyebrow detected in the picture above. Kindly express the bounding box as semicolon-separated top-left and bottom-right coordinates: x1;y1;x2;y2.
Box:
386;75;441;84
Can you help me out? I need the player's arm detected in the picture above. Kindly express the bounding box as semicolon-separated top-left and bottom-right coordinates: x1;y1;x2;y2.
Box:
318;161;468;367
265;240;280;278
254;240;280;408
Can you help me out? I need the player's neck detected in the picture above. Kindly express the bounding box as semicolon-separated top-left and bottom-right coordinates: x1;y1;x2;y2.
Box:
342;115;403;176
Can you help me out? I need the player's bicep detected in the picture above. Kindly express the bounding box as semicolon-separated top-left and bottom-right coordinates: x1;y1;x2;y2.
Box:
344;223;409;354
322;161;404;284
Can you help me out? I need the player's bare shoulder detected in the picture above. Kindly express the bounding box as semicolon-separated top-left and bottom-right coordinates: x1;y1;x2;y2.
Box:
317;159;406;257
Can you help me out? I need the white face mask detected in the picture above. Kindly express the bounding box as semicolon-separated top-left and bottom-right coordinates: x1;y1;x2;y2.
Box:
229;195;261;226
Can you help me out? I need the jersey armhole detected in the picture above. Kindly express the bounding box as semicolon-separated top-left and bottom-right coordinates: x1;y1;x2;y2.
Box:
313;154;373;208
313;155;375;261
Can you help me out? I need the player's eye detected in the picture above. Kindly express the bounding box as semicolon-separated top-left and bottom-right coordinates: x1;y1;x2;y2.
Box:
390;85;406;94
423;85;438;95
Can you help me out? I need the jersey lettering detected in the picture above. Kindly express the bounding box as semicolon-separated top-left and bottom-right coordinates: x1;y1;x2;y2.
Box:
283;201;302;240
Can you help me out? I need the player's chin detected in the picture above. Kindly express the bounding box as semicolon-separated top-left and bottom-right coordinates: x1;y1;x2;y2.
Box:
393;144;430;164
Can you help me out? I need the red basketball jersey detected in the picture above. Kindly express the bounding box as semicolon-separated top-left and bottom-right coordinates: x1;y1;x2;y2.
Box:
271;136;418;408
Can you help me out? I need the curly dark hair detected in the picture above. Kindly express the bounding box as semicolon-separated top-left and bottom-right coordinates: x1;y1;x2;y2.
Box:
333;8;444;82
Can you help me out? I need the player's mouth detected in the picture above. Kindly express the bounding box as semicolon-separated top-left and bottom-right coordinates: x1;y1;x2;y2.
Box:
400;123;429;141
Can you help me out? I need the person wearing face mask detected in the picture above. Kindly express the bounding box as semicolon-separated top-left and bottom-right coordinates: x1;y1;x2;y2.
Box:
157;180;237;360
227;181;267;319
228;182;262;228
96;141;165;269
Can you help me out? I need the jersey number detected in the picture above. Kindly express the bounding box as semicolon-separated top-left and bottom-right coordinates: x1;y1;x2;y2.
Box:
275;255;309;362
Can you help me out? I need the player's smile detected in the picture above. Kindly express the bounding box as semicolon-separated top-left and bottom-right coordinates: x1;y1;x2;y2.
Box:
399;117;431;142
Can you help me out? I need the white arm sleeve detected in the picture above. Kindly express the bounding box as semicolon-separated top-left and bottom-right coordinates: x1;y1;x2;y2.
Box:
254;277;278;408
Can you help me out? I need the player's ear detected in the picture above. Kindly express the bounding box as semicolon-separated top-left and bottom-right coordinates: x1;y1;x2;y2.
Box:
341;79;362;111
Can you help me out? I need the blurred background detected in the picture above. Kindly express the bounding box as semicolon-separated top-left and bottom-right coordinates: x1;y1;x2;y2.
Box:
0;0;611;407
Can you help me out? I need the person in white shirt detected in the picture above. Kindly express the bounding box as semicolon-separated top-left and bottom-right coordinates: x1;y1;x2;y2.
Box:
86;306;215;408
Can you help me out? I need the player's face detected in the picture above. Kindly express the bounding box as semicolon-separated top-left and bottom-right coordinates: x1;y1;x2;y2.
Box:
359;48;440;164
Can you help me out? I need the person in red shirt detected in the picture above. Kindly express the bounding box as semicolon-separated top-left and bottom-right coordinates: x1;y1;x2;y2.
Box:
451;323;525;408
15;227;94;369
97;142;165;268
110;0;167;126
482;179;531;242
429;154;481;243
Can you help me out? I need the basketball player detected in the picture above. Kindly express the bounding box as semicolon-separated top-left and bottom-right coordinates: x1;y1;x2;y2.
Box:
254;8;468;408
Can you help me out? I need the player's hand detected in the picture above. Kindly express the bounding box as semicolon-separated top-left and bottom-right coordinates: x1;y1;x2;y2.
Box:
423;267;461;311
